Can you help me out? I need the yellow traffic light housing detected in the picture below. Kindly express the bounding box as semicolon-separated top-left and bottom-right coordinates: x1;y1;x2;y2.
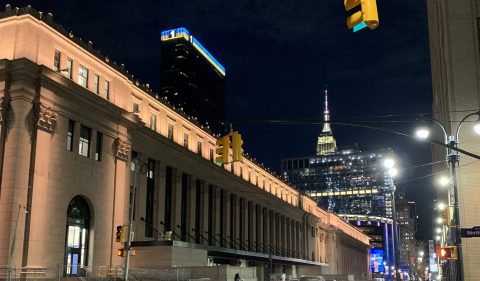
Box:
215;136;230;165
439;246;457;260
115;226;122;242
232;131;244;163
344;0;379;31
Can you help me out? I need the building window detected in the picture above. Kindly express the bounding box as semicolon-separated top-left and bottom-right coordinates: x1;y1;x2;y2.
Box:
78;65;89;88
67;119;75;151
79;125;91;157
133;102;140;114
164;166;173;231
104;80;110;100
93;75;100;95
183;133;189;148
149;113;157;131
197;141;202;155
95;132;102;161
66;58;73;79
54;50;61;71
167;124;174;140
210;148;214;162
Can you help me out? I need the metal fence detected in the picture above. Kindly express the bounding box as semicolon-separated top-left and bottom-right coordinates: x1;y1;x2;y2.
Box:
0;265;196;281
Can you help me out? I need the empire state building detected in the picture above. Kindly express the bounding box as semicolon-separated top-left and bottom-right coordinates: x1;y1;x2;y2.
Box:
316;88;337;155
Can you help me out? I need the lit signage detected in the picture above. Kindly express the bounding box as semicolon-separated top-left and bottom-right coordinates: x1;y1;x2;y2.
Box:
370;248;385;273
160;27;226;76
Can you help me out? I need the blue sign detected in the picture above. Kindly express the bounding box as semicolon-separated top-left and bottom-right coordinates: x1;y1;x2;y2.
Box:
370;248;385;273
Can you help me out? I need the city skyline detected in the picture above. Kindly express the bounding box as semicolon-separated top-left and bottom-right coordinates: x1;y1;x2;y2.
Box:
15;0;434;240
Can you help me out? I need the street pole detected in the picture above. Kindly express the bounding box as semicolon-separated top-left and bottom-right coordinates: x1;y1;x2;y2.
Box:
391;187;401;281
124;159;137;281
447;139;464;281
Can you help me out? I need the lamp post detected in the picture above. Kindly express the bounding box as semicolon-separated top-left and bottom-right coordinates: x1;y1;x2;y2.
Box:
383;158;401;281
415;111;480;281
124;158;138;281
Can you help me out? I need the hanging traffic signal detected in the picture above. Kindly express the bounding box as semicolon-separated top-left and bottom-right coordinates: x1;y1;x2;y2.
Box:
215;135;230;165
232;131;244;163
115;226;123;242
344;0;379;31
115;225;126;243
438;246;457;260
117;248;125;257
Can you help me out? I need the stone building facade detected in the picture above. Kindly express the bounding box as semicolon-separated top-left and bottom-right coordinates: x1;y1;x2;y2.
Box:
428;1;480;280
0;6;370;280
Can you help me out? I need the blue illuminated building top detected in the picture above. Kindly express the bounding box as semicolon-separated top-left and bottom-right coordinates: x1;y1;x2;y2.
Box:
161;27;226;76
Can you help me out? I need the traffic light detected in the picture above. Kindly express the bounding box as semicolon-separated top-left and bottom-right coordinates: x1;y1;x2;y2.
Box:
215;135;230;165
115;225;126;243
115;226;123;242
344;0;379;31
438;246;458;260
117;248;125;257
232;131;244;163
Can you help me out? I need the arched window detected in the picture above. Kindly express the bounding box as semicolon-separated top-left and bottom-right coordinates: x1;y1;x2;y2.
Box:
65;196;91;276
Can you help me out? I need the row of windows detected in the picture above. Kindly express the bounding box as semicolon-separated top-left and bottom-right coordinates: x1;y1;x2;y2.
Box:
67;119;102;161
54;50;110;99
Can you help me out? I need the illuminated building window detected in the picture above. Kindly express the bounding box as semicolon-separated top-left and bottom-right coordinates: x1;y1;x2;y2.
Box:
149;113;157;131
167;124;174;140
79;125;91;157
104;80;110;100
54;49;61;71
78;65;89;88
183;132;189;148
66;58;73;79
93;74;100;95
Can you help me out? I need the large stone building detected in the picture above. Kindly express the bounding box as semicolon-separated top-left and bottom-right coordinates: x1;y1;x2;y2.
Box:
0;6;370;281
428;1;480;280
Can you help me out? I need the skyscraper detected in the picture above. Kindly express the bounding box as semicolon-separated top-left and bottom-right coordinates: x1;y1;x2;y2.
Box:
316;88;337;155
282;90;398;279
160;28;226;135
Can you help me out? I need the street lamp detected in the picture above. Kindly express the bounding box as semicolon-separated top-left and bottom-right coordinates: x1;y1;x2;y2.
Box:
383;158;401;281
415;111;480;281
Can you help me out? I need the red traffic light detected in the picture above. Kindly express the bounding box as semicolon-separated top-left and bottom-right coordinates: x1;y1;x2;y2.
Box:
438;246;457;260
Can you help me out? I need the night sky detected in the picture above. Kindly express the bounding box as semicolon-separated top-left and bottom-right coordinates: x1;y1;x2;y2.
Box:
15;0;434;239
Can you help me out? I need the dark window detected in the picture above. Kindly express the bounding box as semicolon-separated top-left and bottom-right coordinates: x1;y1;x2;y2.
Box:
93;75;100;95
208;185;214;245
164;167;173;231
54;50;61;71
66;58;73;79
197;141;202;155
230;194;236;249
167;124;174;140
79;125;91;157
180;173;189;241
95;132;102;161
195;180;202;244
145;159;155;238
239;198;245;250
219;189;225;247
104;80;110;100
67;119;75;151
209;148;214;162
183;133;189;148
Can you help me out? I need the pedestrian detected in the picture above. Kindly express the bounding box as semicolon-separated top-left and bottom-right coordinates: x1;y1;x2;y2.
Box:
234;273;241;281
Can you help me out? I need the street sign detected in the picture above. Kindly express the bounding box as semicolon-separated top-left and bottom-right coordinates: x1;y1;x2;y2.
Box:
461;226;480;238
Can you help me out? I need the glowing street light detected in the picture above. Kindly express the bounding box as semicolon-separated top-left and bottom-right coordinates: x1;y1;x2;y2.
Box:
435;227;442;234
438;176;450;187
383;158;396;169
437;202;446;211
435;235;441;241
436;217;443;224
415;126;430;139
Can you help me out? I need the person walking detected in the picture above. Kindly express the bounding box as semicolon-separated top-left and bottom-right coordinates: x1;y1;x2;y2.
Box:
234;273;241;281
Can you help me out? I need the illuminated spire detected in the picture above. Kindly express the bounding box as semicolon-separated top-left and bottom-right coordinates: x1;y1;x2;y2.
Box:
316;85;337;155
322;87;332;133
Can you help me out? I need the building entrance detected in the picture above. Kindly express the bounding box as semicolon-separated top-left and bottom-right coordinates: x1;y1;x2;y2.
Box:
64;196;91;276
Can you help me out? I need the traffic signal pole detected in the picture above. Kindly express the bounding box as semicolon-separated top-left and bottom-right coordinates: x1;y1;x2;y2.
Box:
124;159;137;281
